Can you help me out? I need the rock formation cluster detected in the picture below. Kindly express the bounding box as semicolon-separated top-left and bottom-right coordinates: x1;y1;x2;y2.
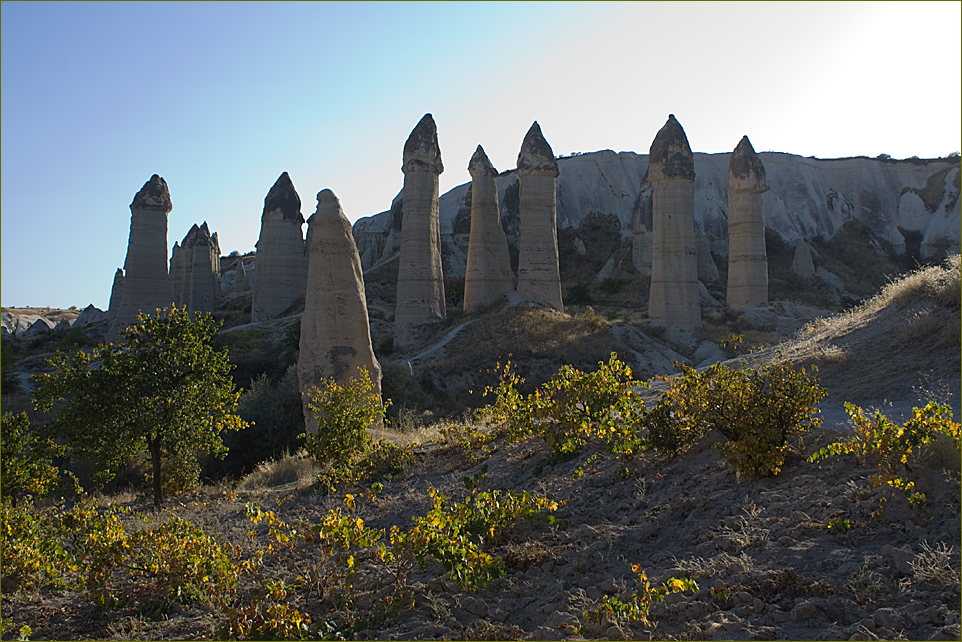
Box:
726;136;769;309
516;122;564;312
170;222;221;314
647;115;700;332
298;189;381;434
462;145;513;313
251;172;307;322
107;174;173;341
393;114;447;351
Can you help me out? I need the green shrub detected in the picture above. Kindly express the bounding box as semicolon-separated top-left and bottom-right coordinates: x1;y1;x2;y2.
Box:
646;359;826;477
303;368;389;467
566;282;593;305
0;412;64;506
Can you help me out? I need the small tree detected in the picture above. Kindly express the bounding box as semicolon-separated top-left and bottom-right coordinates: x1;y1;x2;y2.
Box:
33;307;248;507
0;412;64;506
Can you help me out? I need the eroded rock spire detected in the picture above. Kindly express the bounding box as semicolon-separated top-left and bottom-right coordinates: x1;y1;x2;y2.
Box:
727;136;769;309
463;145;513;312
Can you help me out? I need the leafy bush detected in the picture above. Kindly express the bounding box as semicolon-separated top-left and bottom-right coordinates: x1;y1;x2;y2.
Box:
302;368;388;466
583;564;697;628
646;359;826;477
809;402;960;506
566;282;593;305
0;412;64;505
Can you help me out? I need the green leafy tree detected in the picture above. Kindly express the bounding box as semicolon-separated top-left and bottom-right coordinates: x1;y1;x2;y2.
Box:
33;307;248;507
0;412;64;506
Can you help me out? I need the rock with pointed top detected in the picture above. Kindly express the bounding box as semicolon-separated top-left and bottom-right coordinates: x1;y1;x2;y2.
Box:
792;239;816;277
252;172;308;322
171;222;221;313
232;260;250;293
394;114;446;351
74;304;108;327
515;122;564;311
107;268;125;322
463;145;514;313
647;115;700;332
727;136;769;309
299;189;382;434
108;175;172;341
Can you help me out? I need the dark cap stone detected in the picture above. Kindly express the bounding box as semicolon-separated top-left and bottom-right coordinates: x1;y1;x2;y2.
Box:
468;145;497;177
402;113;443;174
263;172;303;222
131;174;172;212
729;135;767;185
517;122;559;177
649;115;694;181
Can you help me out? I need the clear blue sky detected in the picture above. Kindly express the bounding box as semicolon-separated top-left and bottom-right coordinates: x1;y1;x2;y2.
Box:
2;1;960;310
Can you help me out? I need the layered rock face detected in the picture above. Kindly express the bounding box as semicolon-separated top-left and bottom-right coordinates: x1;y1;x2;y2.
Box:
647;115;700;331
463;145;513;313
727;136;769;309
393;114;446;351
170;223;221;314
108;174;172;341
251;172;307;322
516;122;563;311
299;189;381;434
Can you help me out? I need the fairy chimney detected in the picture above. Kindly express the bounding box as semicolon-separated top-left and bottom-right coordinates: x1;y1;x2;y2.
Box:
393;114;446;351
251;172;307;322
726;136;769;309
107;174;172;341
299;189;382;434
463;145;514;313
107;268;125;322
647;115;700;332
516;122;563;312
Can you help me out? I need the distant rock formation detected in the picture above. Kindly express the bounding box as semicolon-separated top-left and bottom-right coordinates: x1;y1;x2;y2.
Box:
251;172;307;322
107;268;124;322
232;260;250;293
108;174;172;341
393;114;446;351
170;222;221;314
23;317;56;338
647;115;700;331
299;189;382;434
727;136;769;309
74;304;108;327
516;122;564;312
463;145;513;313
792;239;817;277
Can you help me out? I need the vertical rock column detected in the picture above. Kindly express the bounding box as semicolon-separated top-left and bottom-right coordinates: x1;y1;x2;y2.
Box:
107;268;125;322
251;172;307;322
726;136;769;309
299;189;382;434
647;115;700;331
393;113;446;351
108;174;172;341
463;145;514;313
516;122;563;312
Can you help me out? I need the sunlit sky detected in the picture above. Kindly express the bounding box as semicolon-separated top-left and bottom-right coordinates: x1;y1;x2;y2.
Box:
2;1;960;310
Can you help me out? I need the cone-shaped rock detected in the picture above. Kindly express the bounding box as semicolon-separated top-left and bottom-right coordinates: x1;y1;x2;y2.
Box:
108;174;172;341
463;145;513;313
726;136;769;309
107;268;125;322
171;222;221;313
251;172;308;321
516;122;563;311
232;259;250;293
792;239;816;277
394;114;446;351
299;189;382;434
647;115;700;331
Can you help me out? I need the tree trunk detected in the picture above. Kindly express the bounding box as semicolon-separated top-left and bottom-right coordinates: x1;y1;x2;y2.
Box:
148;435;164;508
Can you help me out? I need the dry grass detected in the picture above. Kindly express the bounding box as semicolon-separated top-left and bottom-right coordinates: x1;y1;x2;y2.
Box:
236;450;318;491
910;541;961;590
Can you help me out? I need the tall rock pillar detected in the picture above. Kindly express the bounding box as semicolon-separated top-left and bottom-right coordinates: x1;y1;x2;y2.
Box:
108;174;172;341
299;189;382;434
647;115;700;332
393;113;446;351
252;172;307;322
463;145;513;313
726;136;769;309
516;122;563;312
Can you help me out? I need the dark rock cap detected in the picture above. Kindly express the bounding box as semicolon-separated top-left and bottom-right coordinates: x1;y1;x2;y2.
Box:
649;115;694;181
729;135;767;186
263;172;303;222
517;122;559;177
402;113;443;174
131;174;172;212
468;145;497;177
